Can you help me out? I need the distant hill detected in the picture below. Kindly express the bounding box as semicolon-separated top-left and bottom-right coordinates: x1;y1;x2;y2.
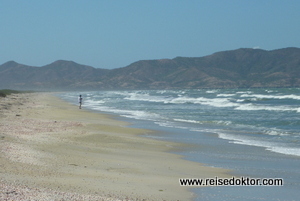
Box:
1;47;300;90
0;60;108;90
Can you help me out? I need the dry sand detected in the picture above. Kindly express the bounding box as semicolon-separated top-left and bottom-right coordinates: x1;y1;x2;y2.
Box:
0;93;231;201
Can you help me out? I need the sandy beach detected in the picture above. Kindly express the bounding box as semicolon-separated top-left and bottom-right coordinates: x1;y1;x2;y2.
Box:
0;92;231;201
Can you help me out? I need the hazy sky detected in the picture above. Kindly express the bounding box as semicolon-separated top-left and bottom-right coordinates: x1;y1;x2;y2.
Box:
1;0;300;69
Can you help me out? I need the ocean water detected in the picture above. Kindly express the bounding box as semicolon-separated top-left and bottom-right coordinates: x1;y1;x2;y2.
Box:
58;88;300;200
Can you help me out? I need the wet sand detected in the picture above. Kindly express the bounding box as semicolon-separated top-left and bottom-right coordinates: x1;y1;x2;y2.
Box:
0;93;231;200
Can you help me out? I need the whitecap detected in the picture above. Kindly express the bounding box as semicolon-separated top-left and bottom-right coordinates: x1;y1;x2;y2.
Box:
124;92;168;103
206;90;219;93
217;94;235;97
212;121;232;126
235;103;299;112
174;118;201;124
236;91;253;94
264;130;289;136
240;94;300;100
169;96;239;108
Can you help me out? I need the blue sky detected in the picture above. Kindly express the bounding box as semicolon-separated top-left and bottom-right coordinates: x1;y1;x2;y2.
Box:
1;0;300;69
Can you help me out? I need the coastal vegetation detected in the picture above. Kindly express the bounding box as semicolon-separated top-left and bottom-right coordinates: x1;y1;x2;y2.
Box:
0;89;22;97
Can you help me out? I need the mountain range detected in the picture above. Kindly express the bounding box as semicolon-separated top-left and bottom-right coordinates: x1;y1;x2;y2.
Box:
1;47;300;91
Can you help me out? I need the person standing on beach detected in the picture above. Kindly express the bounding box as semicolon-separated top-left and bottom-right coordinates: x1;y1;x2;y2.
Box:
78;95;83;109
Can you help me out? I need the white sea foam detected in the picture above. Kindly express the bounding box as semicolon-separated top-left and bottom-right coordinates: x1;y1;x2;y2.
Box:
206;90;219;93
217;94;235;97
264;130;289;136
236;98;259;102
121;110;162;121
213;121;232;126
88;90;300;113
84;99;105;106
107;90;300;113
236;91;253;94
235;103;299;112
169;96;239;108
155;121;189;130
267;147;300;157
124;92;169;103
82;96;163;122
174;118;201;124
218;132;300;157
240;94;300;100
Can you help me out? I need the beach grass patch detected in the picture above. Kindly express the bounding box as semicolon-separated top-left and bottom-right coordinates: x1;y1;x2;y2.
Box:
0;89;31;97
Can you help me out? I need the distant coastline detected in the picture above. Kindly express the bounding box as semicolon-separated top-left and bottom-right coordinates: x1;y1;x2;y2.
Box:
1;47;300;91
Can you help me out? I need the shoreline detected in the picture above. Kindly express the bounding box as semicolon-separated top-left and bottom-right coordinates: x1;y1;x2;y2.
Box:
0;92;231;201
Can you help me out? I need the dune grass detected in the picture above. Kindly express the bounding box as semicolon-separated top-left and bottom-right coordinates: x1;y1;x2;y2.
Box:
0;89;24;97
